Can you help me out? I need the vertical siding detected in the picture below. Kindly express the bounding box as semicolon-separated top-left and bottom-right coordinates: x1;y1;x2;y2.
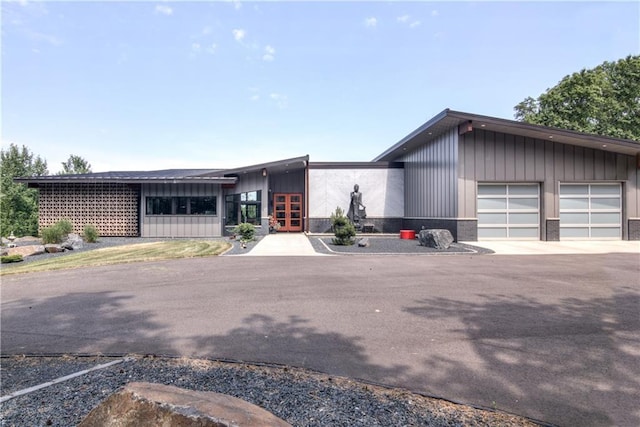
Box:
141;183;222;237
402;127;458;217
457;129;636;224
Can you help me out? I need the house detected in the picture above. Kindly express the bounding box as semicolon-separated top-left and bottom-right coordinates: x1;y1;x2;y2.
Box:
16;109;640;241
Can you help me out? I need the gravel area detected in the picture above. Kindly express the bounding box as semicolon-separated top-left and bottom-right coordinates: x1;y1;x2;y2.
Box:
0;355;540;427
308;236;493;255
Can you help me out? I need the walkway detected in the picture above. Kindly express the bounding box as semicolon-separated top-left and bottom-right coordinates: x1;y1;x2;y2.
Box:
239;233;324;256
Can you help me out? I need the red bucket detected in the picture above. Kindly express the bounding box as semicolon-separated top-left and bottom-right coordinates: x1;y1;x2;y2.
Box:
400;230;416;239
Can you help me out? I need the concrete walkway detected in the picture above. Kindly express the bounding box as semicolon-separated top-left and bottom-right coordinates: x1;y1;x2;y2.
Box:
240;233;324;256
462;239;640;255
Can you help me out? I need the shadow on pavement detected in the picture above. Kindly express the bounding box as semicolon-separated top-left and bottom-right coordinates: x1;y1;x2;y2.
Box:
403;289;640;427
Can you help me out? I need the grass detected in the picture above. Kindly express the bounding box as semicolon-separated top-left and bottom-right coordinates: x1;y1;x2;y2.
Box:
0;240;231;276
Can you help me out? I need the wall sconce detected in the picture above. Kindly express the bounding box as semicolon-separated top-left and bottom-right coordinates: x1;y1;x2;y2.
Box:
262;168;267;177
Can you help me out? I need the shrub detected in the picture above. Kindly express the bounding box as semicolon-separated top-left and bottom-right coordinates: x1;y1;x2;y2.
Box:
234;222;256;242
83;224;99;243
41;225;65;244
331;206;355;245
57;219;73;235
1;254;23;263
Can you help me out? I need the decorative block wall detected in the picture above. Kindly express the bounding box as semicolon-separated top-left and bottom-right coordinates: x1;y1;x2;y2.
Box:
38;183;140;236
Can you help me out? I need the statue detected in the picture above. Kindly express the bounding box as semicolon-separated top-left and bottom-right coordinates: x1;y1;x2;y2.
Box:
347;184;366;229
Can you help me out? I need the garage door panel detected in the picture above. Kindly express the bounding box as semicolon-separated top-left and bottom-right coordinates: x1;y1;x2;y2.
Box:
477;183;540;240
559;183;621;240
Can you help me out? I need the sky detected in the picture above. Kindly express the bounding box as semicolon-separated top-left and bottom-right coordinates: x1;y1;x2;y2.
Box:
2;1;639;174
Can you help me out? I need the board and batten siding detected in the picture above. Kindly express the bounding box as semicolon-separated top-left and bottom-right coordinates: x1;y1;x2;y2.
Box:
458;129;637;223
225;171;270;221
401;127;458;218
141;183;223;237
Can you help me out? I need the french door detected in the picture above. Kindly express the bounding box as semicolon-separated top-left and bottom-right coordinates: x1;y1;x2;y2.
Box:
273;193;303;232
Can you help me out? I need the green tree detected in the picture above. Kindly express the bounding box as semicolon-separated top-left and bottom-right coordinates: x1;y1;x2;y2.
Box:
58;154;92;175
514;55;640;140
0;144;49;237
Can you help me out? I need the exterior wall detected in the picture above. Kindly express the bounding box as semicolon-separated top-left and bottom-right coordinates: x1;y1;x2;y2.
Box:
308;166;404;233
400;127;458;218
224;171;269;233
141;183;222;237
38;183;139;237
458;129;637;239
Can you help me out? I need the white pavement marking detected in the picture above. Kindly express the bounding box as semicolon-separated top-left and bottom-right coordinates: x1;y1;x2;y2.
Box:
0;358;129;403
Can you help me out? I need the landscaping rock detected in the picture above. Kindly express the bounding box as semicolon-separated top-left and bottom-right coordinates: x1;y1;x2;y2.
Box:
79;382;292;427
62;233;83;250
357;237;370;247
6;245;46;258
44;244;65;254
418;229;454;250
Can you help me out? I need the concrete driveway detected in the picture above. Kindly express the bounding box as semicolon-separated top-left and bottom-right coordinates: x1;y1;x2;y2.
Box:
2;253;639;426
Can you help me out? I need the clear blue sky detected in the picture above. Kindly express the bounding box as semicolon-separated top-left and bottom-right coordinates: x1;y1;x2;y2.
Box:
2;1;638;173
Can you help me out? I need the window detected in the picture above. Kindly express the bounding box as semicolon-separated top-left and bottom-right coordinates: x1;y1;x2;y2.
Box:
226;190;262;225
146;196;217;215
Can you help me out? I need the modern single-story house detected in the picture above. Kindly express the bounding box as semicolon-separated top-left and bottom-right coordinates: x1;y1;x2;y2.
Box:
16;109;640;241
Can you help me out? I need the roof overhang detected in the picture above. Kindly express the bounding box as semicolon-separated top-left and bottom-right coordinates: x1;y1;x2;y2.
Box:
198;155;310;177
374;109;640;161
14;176;238;187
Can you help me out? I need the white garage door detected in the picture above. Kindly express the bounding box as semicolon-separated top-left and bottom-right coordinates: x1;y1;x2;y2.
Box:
560;184;621;239
477;184;540;239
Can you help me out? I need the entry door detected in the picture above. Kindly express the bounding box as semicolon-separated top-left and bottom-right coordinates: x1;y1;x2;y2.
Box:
274;193;303;232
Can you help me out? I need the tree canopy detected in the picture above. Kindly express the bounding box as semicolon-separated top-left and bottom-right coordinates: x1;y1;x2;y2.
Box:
0;144;49;237
58;154;92;175
514;55;640;141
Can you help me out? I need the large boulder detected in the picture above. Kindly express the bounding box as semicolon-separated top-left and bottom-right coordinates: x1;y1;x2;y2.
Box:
45;244;65;253
418;229;454;250
79;382;292;427
6;245;45;258
61;233;83;250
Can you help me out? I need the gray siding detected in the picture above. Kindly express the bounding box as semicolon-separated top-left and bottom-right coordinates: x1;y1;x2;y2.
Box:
141;183;222;237
401;127;458;218
458;129;637;238
224;171;270;230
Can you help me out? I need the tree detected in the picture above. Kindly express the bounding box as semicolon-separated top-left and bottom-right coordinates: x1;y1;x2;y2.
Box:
514;55;640;140
0;144;49;237
58;154;92;175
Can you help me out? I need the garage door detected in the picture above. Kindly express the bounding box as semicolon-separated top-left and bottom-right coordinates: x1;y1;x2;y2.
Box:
560;184;621;239
477;184;540;239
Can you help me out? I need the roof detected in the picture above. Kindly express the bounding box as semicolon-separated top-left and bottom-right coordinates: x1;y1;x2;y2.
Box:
373;109;640;161
15;169;236;185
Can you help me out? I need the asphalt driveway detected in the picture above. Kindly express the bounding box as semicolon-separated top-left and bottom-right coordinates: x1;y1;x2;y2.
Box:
2;253;639;426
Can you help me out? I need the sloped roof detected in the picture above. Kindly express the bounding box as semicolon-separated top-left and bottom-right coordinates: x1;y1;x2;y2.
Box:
374;109;640;162
15;168;236;185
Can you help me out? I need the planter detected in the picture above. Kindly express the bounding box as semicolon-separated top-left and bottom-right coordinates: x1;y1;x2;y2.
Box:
399;229;416;239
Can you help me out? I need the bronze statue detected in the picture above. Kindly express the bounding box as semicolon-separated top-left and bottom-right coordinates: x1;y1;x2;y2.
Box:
347;184;366;228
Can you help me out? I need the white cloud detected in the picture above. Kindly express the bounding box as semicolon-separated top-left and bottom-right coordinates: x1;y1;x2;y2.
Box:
250;94;260;101
191;42;201;52
365;17;377;28
270;93;288;109
230;0;242;10
205;43;217;54
201;26;212;36
154;4;173;16
397;14;420;29
263;45;275;61
232;28;246;42
431;10;439;17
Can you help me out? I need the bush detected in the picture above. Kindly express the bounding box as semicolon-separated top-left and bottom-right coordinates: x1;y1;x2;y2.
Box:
57;219;73;235
234;222;256;242
41;225;65;244
83;224;99;243
1;254;23;263
331;206;355;245
41;219;75;244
